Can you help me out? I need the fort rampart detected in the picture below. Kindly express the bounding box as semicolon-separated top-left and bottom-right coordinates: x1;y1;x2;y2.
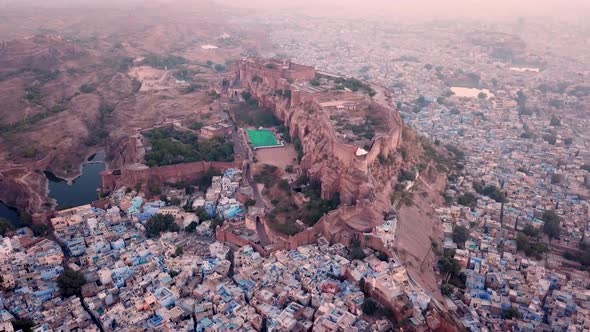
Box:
101;160;242;191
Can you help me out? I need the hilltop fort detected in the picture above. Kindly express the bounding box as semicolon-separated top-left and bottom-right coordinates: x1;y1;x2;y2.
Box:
235;58;403;206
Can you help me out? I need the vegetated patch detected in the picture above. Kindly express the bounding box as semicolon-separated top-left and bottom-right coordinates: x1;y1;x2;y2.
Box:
143;126;233;167
142;54;188;69
332;77;376;96
263;171;340;236
233;102;282;128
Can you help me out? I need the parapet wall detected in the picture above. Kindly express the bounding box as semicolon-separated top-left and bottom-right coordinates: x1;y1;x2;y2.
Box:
101;160;242;191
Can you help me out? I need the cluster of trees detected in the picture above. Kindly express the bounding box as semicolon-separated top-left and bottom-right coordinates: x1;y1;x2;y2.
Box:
142;54;188;69
145;213;180;238
57;268;86;297
516;230;547;260
0;213;47;238
144;126;233;167
563;242;590;269
503;307;521;320
542;210;561;240
233;103;282;128
473;182;507;203
300;179;340;226
452;225;470;249
457;192;478;208
438;249;466;289
267;174;340;235
333;77;376;97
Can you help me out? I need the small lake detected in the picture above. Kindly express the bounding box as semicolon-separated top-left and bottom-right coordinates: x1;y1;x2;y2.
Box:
0;201;22;227
509;67;540;73
46;151;106;209
451;87;494;99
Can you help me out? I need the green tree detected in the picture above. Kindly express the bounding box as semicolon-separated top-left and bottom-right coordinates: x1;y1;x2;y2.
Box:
0;218;15;236
361;298;378;315
452;226;470;248
550;115;561;127
195;206;211;222
226;249;235;277
376;251;388;262
440;283;453;296
185;221;198;233
542;210;561;240
457;192;478;208
478;92;487;99
11;319;35;332
57;268;86;298
175;245;184;256
503;306;521;320
438;250;461;276
522;224;539;238
145;214;180;238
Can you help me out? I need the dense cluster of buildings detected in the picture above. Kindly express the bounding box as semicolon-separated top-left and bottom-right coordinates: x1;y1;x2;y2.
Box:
1;205;429;331
0;229;96;331
262;15;590;330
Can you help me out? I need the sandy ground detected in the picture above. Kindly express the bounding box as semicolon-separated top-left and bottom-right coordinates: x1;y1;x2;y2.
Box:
255;145;298;170
394;173;446;303
128;66;173;92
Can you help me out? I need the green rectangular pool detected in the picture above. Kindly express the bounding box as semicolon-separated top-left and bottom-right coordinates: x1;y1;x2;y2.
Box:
247;129;281;149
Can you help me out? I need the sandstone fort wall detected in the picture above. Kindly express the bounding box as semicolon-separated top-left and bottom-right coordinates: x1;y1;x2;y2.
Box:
101;160;242;191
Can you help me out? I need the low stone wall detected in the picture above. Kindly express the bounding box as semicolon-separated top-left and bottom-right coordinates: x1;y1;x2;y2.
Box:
101;160;242;191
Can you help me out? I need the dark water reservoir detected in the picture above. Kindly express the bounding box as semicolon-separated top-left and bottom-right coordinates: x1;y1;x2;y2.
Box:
45;152;106;209
0;201;22;227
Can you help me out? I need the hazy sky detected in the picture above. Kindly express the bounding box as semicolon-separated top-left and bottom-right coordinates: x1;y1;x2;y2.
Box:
2;0;589;23
217;0;590;22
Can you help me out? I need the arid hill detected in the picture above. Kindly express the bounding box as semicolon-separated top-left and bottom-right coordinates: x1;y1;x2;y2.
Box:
0;2;264;213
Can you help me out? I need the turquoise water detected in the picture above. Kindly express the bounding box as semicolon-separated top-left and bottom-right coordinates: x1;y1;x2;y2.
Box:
46;152;106;209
